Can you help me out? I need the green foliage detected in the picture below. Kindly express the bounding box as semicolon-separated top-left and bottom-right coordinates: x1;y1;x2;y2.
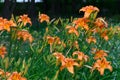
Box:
0;6;120;80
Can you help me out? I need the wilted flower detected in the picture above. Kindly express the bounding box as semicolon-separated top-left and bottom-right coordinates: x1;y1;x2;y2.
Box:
117;27;120;31
18;14;32;26
7;72;27;80
86;36;96;44
90;28;99;33
80;5;99;18
92;58;112;75
95;17;108;28
73;18;89;30
91;48;98;54
45;27;49;33
17;30;33;43
0;46;7;58
39;14;50;23
73;41;80;50
66;25;79;36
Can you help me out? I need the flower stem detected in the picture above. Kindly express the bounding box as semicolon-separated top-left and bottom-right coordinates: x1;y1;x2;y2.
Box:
66;46;72;56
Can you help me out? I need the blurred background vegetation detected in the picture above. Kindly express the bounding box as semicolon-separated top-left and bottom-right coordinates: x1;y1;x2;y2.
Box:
0;0;120;19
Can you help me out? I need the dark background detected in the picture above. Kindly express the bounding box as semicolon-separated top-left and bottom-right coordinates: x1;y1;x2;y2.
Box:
0;0;120;19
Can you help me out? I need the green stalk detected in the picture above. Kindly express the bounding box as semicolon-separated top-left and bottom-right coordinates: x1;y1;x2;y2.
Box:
66;46;72;56
29;43;35;53
52;70;60;80
9;32;13;56
50;44;53;53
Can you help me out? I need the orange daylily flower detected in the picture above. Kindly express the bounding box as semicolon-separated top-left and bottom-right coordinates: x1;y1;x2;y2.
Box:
0;17;6;31
80;5;99;18
7;72;27;80
39;14;50;23
0;69;11;78
92;58;112;75
47;36;61;44
73;51;89;62
4;20;16;32
86;36;96;44
0;46;7;58
73;18;89;30
66;25;79;36
54;37;62;45
60;58;79;74
53;52;79;74
18;14;32;26
93;50;108;60
95;17;108;29
101;30;109;41
53;52;66;66
0;17;16;32
46;36;55;45
0;69;5;76
17;30;33;43
46;36;66;47
54;37;66;47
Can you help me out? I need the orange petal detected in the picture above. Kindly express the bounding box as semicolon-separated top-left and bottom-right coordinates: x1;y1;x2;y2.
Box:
67;66;74;74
